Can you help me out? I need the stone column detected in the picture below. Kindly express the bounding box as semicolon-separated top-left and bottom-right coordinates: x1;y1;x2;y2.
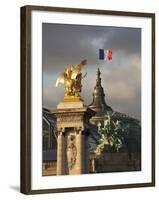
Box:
76;128;83;174
85;135;89;173
56;129;65;175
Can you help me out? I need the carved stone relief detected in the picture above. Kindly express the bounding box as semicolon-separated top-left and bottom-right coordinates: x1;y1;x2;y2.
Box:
66;135;77;170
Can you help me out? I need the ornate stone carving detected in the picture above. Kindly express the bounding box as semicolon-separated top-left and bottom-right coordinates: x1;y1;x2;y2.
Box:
52;107;94;175
66;135;77;170
57;114;83;123
56;127;65;136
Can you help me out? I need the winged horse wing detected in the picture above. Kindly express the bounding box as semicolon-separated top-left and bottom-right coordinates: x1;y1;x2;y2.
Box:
56;72;66;87
71;59;87;79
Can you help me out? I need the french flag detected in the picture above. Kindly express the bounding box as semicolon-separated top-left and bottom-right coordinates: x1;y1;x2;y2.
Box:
99;49;112;60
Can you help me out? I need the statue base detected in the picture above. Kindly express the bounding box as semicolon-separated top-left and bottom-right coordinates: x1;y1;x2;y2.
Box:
57;101;84;109
52;105;95;175
63;96;82;102
57;96;84;109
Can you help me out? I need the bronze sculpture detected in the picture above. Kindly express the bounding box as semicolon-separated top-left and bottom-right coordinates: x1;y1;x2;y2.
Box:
56;60;87;100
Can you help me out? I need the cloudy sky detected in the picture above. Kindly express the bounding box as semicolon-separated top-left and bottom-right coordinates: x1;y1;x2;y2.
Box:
42;23;141;120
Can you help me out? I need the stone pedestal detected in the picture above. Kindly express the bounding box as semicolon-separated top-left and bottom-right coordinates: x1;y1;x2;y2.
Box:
52;101;94;175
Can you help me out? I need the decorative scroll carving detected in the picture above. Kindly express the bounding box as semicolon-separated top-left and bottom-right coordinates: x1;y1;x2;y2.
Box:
75;126;83;134
56;127;65;136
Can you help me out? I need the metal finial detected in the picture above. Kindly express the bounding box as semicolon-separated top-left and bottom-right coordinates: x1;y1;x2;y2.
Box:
97;68;101;78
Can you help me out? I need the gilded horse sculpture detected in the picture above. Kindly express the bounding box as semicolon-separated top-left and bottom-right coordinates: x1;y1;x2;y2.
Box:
56;59;87;99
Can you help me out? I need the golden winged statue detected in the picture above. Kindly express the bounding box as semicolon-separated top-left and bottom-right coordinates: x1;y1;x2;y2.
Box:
56;59;87;100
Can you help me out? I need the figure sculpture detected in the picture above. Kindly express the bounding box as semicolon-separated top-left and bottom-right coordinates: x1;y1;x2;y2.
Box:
56;59;87;99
